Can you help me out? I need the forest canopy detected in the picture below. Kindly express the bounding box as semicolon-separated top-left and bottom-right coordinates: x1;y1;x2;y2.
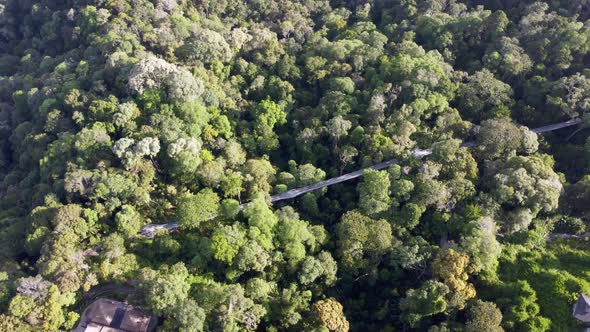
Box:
2;0;590;331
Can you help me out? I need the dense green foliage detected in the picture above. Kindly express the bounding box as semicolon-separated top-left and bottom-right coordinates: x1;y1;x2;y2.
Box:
2;0;590;331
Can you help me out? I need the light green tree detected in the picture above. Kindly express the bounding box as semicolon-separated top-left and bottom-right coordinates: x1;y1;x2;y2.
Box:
357;169;391;215
176;189;220;230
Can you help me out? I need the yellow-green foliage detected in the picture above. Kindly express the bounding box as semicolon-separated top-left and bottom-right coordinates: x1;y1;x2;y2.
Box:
491;240;590;331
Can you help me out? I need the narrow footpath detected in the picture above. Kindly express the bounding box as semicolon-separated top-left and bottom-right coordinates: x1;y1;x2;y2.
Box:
139;118;583;237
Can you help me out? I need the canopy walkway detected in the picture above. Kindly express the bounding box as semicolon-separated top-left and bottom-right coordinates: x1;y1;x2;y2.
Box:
139;118;583;237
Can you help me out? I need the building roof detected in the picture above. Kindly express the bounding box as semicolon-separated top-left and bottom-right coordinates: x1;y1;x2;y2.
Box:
85;299;119;326
74;299;156;332
120;307;151;332
573;294;590;323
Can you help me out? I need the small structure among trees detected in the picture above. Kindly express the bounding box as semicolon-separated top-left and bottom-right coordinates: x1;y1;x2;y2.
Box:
573;294;590;326
73;299;156;332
